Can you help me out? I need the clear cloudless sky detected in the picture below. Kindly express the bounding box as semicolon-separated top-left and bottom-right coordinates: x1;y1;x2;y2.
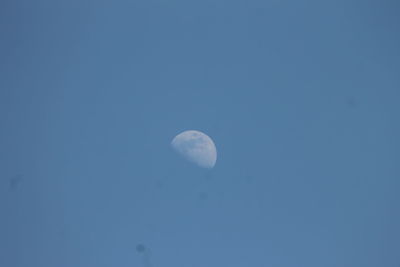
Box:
1;0;399;266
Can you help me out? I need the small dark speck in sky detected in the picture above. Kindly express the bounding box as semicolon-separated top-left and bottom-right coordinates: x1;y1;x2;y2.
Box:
136;244;153;267
9;175;23;191
347;96;357;108
136;244;146;253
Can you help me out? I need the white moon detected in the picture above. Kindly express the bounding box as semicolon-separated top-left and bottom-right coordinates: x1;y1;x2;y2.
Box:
171;130;217;169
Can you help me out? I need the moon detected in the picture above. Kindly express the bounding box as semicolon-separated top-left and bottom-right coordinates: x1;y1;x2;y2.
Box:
171;130;217;169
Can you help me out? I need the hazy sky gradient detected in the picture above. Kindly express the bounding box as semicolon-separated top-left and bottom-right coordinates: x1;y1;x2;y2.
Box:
1;0;399;266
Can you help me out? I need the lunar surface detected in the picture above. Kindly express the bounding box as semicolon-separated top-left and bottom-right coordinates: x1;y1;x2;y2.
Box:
171;130;217;169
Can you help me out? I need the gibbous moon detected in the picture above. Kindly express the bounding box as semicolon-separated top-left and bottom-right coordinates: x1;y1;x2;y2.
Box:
171;130;217;169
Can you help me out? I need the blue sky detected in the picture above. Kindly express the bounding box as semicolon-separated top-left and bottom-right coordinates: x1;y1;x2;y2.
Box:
1;0;399;266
